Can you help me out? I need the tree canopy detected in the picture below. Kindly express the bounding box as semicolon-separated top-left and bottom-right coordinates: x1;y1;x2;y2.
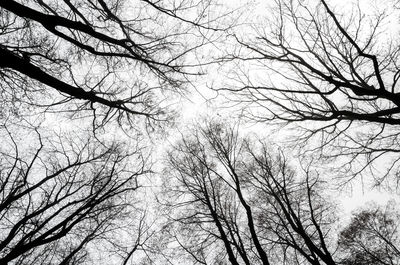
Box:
0;0;399;264
220;0;400;185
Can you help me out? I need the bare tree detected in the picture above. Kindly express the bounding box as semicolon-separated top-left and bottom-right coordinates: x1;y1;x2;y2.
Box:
337;200;400;265
222;0;400;185
0;124;151;264
0;0;221;129
163;120;338;265
0;1;230;263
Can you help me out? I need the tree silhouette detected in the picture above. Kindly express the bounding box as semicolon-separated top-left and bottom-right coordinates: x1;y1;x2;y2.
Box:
0;1;223;263
1;0;397;263
163;120;338;264
223;0;400;184
0;124;151;264
338;201;400;265
0;0;217;129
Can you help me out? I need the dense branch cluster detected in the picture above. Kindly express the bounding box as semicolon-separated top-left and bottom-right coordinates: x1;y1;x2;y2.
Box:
0;0;399;264
338;201;400;265
0;0;221;263
221;0;400;184
162;121;400;265
163;122;337;264
0;0;213;128
0;125;148;264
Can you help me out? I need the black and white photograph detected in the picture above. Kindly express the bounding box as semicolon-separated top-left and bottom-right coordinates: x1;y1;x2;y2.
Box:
0;0;399;264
